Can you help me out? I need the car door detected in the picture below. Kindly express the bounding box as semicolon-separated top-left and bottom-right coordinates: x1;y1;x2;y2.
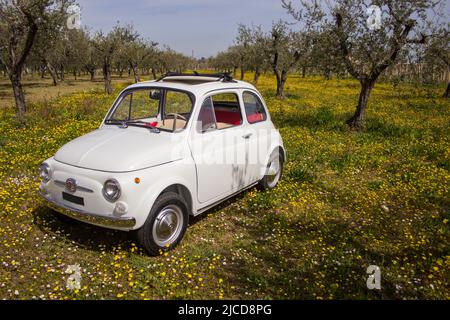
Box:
241;90;271;185
189;91;247;204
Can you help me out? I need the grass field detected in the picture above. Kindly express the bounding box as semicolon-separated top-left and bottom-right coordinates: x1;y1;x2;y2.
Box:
0;74;135;108
0;74;448;299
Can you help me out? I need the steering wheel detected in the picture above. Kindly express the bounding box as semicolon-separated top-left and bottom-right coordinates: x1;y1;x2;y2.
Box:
165;113;187;131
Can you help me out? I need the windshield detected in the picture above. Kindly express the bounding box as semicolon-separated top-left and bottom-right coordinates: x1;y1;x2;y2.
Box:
105;88;194;132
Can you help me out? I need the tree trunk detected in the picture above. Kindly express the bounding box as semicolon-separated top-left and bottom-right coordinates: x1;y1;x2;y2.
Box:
60;65;65;81
233;66;238;78
151;68;157;79
131;62;140;83
302;66;306;78
89;70;95;81
10;72;26;118
275;70;287;99
444;82;450;98
253;66;260;85
3;17;38;120
346;79;375;130
103;63;113;94
240;67;245;80
45;61;58;86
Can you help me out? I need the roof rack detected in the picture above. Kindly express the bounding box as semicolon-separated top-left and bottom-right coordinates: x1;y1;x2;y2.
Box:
156;71;236;83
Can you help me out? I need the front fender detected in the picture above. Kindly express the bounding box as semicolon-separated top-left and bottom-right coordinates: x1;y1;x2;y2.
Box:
131;160;197;230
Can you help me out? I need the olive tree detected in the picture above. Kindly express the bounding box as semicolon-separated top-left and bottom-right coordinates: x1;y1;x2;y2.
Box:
63;28;93;80
142;45;161;79
211;49;238;74
93;24;137;94
236;24;271;84
265;21;301;99
0;0;71;118
309;28;346;80
424;28;449;97
235;24;254;80
32;7;70;86
124;38;158;83
158;47;192;74
78;30;100;81
283;0;441;129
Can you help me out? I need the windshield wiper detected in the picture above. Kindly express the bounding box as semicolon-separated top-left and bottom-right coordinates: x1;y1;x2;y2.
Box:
131;123;160;133
104;119;123;125
105;119;160;133
105;119;129;129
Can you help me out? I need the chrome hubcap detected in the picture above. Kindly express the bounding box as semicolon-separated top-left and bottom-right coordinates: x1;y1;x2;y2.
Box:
266;155;281;188
152;204;183;247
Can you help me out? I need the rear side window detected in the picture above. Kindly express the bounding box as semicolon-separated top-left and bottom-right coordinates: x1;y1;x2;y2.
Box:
197;92;243;132
243;91;267;124
211;93;242;129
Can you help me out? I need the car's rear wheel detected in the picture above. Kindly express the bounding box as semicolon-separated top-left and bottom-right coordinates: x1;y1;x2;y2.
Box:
258;149;283;190
136;192;188;256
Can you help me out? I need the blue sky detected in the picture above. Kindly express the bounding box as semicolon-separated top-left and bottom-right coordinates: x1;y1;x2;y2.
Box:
76;0;294;58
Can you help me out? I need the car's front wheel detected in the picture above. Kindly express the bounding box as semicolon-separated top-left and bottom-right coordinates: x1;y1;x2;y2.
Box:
136;192;188;256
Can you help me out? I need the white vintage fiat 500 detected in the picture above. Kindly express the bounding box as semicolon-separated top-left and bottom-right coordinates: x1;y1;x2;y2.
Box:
39;73;285;255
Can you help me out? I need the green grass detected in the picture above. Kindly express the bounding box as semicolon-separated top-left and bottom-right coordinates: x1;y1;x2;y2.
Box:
0;73;448;299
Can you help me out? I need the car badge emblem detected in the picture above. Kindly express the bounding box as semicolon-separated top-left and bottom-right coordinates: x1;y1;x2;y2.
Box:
65;178;77;193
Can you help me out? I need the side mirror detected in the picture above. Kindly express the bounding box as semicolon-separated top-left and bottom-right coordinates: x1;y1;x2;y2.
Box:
149;90;161;100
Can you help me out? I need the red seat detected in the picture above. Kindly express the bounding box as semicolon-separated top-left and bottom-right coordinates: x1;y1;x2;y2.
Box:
214;110;242;125
247;113;264;123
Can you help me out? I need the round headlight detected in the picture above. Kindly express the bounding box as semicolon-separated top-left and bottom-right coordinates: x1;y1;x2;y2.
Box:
102;179;121;202
39;163;51;183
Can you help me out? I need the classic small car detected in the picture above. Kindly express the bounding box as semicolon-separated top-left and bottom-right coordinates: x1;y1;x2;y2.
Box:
39;73;285;255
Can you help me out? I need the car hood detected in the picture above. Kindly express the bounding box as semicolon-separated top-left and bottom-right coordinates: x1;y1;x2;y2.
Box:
54;127;186;172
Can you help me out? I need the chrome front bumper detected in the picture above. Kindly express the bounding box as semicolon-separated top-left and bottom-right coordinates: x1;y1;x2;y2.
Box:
39;191;136;229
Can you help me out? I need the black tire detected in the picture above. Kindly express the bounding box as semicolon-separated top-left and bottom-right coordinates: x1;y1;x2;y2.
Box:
258;149;283;191
135;192;189;256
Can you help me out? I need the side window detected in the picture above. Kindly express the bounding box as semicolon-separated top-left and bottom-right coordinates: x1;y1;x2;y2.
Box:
211;92;242;129
197;92;243;133
243;91;267;124
197;97;216;132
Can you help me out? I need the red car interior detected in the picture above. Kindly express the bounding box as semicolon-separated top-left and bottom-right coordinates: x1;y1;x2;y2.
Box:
247;113;264;123
214;109;242;125
198;102;265;128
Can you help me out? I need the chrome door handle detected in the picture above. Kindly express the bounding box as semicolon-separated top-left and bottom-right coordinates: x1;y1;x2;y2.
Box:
242;133;253;139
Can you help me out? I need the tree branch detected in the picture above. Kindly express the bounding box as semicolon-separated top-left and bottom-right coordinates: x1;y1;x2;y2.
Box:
406;33;427;44
14;7;39;71
289;50;301;68
0;55;9;73
371;21;414;80
334;12;361;80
